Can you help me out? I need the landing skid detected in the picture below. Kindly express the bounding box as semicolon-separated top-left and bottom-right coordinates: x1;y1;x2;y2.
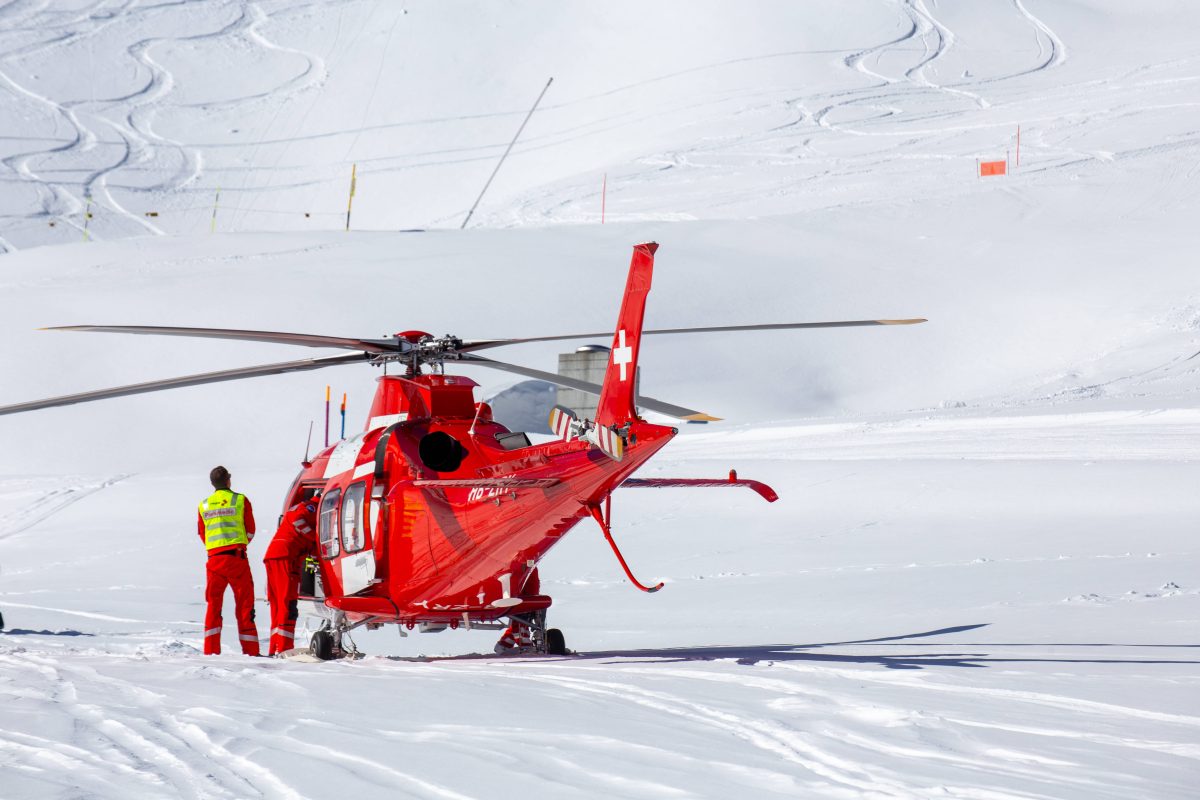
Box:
495;610;570;656
307;610;369;661
301;607;570;661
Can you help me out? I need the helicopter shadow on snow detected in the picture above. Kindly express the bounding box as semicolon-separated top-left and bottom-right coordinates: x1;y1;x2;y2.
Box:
398;624;1200;671
571;624;1200;670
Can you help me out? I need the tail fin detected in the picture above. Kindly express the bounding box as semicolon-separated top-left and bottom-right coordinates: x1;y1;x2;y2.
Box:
595;242;656;427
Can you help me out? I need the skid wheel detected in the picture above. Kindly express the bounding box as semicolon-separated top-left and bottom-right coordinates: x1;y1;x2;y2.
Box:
545;628;568;656
310;630;336;661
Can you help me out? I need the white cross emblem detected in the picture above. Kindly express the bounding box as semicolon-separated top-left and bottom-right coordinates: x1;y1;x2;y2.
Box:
613;329;634;381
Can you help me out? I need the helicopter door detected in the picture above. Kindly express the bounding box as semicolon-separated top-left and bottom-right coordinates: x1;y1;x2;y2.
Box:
337;481;376;595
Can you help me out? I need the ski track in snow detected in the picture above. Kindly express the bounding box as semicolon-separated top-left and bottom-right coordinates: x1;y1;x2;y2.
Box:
412;656;1198;798
0;651;302;799
474;667;913;797
0;0;1148;242
499;0;1077;227
0;0;327;248
0;474;129;540
2;645;1196;798
1;0;1192;238
565;659;1200;794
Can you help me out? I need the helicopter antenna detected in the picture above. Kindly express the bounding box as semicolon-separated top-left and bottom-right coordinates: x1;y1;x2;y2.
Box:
467;399;486;437
303;420;314;464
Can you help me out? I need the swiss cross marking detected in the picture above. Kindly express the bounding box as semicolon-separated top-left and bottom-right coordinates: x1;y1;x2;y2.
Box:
613;330;634;381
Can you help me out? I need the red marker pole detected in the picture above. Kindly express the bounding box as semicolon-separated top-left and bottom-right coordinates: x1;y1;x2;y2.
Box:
324;385;331;448
602;172;607;224
340;392;347;440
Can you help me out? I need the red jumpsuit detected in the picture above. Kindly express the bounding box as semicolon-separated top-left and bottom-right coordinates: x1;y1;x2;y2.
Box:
264;500;319;655
197;498;259;656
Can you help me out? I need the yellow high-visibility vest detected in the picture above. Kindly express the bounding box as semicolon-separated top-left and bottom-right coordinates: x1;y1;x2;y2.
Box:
199;489;248;550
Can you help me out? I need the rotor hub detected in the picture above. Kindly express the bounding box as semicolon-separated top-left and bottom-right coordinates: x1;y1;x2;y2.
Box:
395;330;432;343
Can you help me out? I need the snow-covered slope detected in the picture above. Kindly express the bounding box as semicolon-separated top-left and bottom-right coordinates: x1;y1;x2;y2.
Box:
3;1;1200;798
2;1;1197;246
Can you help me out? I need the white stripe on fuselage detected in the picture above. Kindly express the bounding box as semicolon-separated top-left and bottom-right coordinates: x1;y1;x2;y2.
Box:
323;432;369;480
367;413;408;431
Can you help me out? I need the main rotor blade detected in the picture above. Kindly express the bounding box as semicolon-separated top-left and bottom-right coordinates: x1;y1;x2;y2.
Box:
457;353;719;422
0;353;368;417
43;325;402;354
459;318;927;351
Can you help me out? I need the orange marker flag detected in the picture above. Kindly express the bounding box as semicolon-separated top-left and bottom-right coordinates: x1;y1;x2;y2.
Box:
979;160;1007;177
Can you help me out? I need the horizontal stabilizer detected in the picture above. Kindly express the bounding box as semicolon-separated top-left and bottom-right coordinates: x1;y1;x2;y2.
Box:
621;477;778;502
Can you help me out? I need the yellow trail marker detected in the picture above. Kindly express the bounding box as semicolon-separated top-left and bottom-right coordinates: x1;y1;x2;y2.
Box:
210;187;221;233
345;164;357;232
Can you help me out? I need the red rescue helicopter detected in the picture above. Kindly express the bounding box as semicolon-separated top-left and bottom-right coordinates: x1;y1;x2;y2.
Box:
0;243;924;659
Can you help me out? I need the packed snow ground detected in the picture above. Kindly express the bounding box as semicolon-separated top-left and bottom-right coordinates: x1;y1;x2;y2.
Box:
2;424;1198;799
3;1;1200;798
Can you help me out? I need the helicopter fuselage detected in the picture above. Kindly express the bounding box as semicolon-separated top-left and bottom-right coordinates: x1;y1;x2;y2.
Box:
288;373;675;630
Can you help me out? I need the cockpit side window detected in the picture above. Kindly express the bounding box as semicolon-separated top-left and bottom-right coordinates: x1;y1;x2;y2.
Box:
341;482;367;553
318;488;342;559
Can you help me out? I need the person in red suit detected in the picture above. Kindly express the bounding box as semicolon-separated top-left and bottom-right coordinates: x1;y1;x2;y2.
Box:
264;491;320;655
197;466;259;656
